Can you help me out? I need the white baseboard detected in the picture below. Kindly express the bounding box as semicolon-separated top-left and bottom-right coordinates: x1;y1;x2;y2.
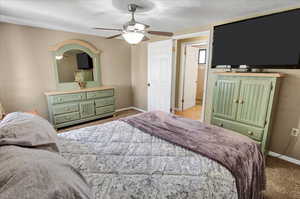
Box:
115;107;146;113
268;151;300;166
131;107;147;113
115;107;133;112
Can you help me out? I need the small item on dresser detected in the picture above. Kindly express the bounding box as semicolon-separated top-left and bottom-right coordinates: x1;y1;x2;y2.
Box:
77;81;87;89
75;71;87;89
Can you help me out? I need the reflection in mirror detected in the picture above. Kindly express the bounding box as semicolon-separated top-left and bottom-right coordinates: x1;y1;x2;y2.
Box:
56;49;94;83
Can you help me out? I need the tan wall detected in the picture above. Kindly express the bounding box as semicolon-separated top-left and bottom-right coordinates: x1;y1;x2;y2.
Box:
0;22;132;119
131;43;148;110
264;69;300;159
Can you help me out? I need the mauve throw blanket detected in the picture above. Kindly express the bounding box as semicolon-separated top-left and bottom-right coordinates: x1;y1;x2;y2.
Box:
120;111;265;199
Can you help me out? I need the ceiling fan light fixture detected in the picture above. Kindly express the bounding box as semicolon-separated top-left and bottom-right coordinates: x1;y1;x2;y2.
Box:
134;23;146;30
122;32;144;44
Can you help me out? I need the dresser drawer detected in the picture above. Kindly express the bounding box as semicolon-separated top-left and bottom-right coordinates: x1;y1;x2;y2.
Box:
212;117;264;141
53;103;79;115
54;112;80;124
95;97;115;107
87;89;114;99
51;93;86;104
96;105;115;115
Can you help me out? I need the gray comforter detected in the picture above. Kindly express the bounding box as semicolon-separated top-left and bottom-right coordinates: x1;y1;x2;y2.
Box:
58;119;238;198
0;113;92;199
121;111;265;199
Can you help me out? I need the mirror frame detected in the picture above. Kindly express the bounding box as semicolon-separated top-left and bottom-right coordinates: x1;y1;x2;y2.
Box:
49;40;101;91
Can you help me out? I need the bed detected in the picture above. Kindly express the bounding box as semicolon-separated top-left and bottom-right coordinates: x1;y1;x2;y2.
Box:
57;111;265;199
0;111;264;199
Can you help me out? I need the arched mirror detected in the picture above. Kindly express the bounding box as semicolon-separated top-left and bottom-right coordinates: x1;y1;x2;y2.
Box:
50;40;101;90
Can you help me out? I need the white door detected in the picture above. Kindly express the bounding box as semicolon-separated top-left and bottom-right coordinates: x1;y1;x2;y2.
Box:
182;45;198;110
148;39;173;112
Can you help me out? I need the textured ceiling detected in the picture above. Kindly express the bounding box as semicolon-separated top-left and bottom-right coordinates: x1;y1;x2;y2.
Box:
0;0;299;37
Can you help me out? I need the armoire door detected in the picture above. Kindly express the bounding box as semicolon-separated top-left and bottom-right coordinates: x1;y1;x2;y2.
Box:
236;79;272;127
80;101;95;119
212;78;240;120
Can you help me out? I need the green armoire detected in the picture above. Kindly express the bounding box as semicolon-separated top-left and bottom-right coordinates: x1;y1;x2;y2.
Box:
211;72;284;153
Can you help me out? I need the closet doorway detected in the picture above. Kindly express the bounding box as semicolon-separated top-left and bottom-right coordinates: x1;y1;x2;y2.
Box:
175;39;208;120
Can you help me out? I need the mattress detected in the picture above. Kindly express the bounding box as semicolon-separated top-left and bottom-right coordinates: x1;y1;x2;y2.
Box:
58;120;238;199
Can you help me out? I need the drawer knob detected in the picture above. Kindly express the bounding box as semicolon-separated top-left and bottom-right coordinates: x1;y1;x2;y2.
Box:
219;123;223;127
239;100;244;104
233;99;239;103
248;131;254;136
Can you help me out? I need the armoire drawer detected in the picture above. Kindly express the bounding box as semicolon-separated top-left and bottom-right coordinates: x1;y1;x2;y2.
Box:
96;105;115;115
54;112;80;124
212;117;264;141
87;89;114;99
53;103;79;115
51;93;86;104
95;97;115;107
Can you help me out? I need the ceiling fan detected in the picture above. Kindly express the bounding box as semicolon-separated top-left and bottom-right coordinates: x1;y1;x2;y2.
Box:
93;4;174;44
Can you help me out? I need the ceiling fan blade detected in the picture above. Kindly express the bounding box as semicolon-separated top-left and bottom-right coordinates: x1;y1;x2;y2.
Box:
106;34;122;39
93;27;122;31
147;31;174;37
142;36;150;41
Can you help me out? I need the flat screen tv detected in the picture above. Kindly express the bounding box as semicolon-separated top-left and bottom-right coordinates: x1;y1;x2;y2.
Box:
76;53;93;69
211;8;300;68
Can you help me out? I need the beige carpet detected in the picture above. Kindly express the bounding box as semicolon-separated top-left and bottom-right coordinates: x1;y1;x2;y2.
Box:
58;109;300;199
264;156;300;199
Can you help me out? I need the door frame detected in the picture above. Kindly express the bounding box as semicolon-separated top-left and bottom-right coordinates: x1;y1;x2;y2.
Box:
173;31;211;122
178;41;208;111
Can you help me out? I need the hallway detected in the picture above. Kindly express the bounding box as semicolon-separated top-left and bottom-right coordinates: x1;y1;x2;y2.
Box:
175;105;201;120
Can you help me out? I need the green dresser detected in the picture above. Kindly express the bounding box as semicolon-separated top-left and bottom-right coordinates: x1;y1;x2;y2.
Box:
211;73;284;153
45;87;115;128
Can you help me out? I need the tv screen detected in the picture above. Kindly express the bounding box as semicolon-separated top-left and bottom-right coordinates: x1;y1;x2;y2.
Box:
212;8;300;68
76;53;93;69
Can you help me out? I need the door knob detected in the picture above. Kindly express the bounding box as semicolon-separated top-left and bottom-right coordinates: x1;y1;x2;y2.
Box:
147;83;150;87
